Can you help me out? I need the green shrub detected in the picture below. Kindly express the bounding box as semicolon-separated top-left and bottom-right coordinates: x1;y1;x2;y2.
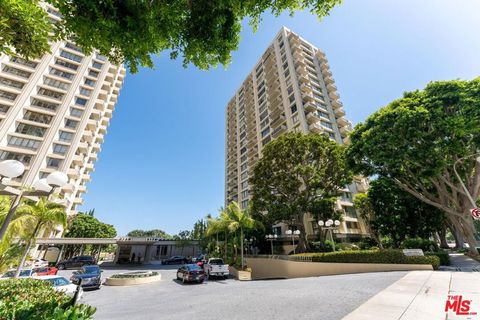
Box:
401;238;439;252
336;243;360;251
297;249;440;269
111;271;159;279
0;278;95;320
425;251;450;266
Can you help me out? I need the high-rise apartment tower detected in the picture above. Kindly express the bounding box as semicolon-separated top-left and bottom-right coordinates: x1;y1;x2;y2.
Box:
225;27;368;242
0;4;125;218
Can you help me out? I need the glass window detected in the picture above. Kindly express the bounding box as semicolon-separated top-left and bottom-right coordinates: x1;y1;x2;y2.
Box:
92;62;103;70
75;97;87;106
65;119;78;129
84;78;96;87
38;88;64;100
79;88;91;97
60;50;82;63
44;77;69;90
8;136;41;150
53;144;68;155
65;42;83;53
261;127;270;138
31;99;58;112
0;77;24;89
70;108;83;118
16;123;46;137
290;104;297;114
59;131;73;142
88;70;99;78
0;150;32;164
2;65;31;78
0;104;10;114
344;207;358;218
49;68;74;80
46;157;62;168
10;57;38;68
24;111;52;124
55;59;78;71
0;90;17;101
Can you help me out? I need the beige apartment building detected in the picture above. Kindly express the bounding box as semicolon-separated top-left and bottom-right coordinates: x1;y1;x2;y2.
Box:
225;27;369;244
0;4;125;222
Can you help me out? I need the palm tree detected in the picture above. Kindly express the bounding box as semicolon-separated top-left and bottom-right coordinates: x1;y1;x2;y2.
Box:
14;198;66;277
224;202;263;269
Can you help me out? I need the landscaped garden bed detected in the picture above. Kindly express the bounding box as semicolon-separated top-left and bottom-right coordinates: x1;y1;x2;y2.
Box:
106;271;162;286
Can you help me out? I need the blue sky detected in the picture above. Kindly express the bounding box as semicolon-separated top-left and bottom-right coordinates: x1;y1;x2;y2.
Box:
79;0;480;236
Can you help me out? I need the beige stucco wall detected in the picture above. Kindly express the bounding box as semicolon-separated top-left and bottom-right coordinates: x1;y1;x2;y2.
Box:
245;257;433;280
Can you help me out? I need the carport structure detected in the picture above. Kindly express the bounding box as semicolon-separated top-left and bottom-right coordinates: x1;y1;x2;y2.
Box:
35;237;117;263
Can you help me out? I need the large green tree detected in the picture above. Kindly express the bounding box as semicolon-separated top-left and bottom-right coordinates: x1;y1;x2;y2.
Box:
65;213;116;239
2;0;340;72
250;132;351;253
127;229;171;238
347;79;480;255
364;176;445;247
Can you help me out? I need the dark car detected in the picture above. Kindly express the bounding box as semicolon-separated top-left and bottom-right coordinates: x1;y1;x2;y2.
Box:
176;264;205;284
57;256;96;270
70;265;102;290
162;256;186;265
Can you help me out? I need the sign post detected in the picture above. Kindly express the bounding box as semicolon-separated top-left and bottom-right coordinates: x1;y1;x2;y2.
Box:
470;208;480;220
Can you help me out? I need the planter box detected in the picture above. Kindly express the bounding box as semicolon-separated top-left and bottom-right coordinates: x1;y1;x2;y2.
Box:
105;273;162;286
229;266;252;281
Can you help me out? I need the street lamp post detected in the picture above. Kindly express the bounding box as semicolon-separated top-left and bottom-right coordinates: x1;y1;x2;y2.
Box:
285;229;300;254
318;219;341;251
265;234;278;255
0;160;69;242
244;238;254;255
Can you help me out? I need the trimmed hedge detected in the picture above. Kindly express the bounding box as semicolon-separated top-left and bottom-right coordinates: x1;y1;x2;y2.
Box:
0;278;95;320
296;249;440;270
425;251;450;266
111;271;159;279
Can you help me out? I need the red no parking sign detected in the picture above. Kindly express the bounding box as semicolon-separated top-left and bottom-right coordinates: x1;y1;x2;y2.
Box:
471;208;480;220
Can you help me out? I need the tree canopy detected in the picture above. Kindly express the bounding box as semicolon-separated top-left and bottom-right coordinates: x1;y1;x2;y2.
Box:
65;213;116;239
346;78;480;254
251;132;351;252
127;229;171;238
2;0;341;72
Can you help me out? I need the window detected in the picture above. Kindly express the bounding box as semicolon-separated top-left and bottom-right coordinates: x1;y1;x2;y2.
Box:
38;88;64;100
241;181;248;189
292;114;299;124
47;157;62;168
47;7;63;18
0;104;10;114
24;111;52;124
321;121;333;129
10;57;38;68
261;127;270;138
0;90;17;101
240;163;247;171
65;42;83;53
344;207;358;218
79;88;91;97
0;77;24;89
241;190;249;198
44;77;69;91
88;70;99;78
346;221;359;229
241;200;248;209
55;59;78;71
50;68;74;80
75;97;87;106
92;62;103;70
318;111;329;119
84;78;96;87
70;108;83;118
53;144;68;155
60;50;82;63
290;104;297;114
65;119;78;129
287;86;293;95
0;151;32;164
2;66;30;79
16;123;46;137
31;99;58;112
59;131;73;142
8;136;41;150
96;54;107;61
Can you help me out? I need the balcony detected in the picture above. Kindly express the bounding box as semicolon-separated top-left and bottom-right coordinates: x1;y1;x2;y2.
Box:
92;142;101;152
89;153;98;161
271;114;286;127
303;93;314;102
309;123;323;133
306;112;320;124
322;68;332;78
85;162;94;171
297;74;309;83
336;117;348;126
81;173;91;181
327;83;337;92
331;100;343;109
61;183;74;193
72;154;83;165
334;107;346;117
272;124;287;138
300;83;312;93
67;168;79;179
83;130;93;142
77;142;88;152
303;102;316;112
340;125;352;136
324;76;334;85
328;91;340;100
78;185;87;193
73;197;83;205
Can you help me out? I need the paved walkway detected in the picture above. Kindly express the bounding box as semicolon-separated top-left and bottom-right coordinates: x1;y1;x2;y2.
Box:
342;271;480;320
447;253;480;272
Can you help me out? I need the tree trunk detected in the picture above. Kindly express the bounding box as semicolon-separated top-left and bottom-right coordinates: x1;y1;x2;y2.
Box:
438;224;450;249
460;215;479;256
240;227;244;269
296;222;310;253
15;221;41;278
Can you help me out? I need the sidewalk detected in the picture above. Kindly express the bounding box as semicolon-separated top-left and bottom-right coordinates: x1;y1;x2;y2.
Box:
342;271;480;320
446;253;480;272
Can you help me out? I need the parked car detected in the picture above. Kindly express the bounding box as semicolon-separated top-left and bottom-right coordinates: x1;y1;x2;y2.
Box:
56;256;96;270
32;267;58;276
162;256;186;265
204;258;229;279
36;275;82;298
70;265;102;290
176;264;205;283
32;258;49;268
1;269;34;279
192;254;206;263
